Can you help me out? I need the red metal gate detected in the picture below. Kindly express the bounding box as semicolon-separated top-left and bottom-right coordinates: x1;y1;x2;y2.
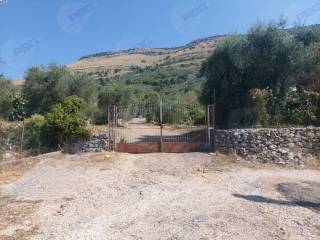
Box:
108;101;214;153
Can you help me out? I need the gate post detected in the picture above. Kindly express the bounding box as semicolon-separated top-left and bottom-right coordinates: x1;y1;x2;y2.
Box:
207;105;210;153
107;105;112;151
159;99;163;152
207;104;215;153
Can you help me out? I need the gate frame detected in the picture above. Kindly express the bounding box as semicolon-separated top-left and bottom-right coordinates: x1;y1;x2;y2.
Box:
206;104;215;152
108;101;215;153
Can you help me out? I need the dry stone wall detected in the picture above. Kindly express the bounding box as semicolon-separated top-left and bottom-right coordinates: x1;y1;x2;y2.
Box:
65;133;114;153
214;128;320;164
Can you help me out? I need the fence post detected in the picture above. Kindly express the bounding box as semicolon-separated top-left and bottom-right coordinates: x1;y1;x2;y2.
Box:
212;104;215;152
207;105;211;153
113;105;116;128
160;99;163;152
207;104;216;153
107;105;110;150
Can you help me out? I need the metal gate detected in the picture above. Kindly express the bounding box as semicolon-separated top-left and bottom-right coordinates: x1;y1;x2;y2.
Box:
107;101;214;153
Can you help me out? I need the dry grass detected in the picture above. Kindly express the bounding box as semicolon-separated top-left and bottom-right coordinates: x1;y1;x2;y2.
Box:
67;37;224;75
0;227;40;240
0;193;41;240
68;151;120;171
0;160;39;185
87;123;107;134
0;159;41;240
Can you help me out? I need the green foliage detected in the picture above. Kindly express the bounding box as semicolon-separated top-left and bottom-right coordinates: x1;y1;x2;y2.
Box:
98;83;136;108
243;88;320;127
0;121;23;154
45;96;90;147
0;75;14;119
285;90;320;126
201;21;320;128
248;89;272;127
96;82;136;124
247;88;286;127
145;102;205;125
9;94;27;121
23;65;98;115
294;27;320;46
25;115;47;154
23;65;68;114
187;103;206;125
0;119;4;160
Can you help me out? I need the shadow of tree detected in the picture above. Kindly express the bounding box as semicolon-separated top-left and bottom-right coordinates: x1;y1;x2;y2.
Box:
136;129;207;143
233;181;320;212
233;194;320;210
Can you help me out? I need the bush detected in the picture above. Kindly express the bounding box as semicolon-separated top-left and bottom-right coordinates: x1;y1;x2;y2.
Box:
98;83;135;107
248;88;272;127
25;115;47;154
0;75;14;119
0;121;23;154
45;96;91;147
187;103;206;125
285;89;320;126
147;102;205;125
247;88;320;127
92;109;108;125
23;65;98;115
0;119;4;160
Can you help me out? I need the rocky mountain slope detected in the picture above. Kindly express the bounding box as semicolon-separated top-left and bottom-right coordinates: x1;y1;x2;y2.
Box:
67;35;227;82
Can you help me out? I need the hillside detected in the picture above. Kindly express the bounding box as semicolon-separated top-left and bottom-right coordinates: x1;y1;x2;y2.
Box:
68;35;226;77
11;34;228;103
68;25;320;82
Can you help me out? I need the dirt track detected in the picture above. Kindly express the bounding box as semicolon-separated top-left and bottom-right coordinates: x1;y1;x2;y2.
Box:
0;152;320;240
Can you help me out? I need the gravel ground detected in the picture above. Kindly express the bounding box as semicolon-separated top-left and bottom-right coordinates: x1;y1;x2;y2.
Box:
0;152;320;240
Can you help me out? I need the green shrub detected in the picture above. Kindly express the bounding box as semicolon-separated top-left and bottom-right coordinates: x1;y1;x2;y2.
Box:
285;90;320;126
25;115;47;154
0;76;14;119
92;109;108;125
187;103;206;125
45;96;91;147
248;88;272;127
23;65;98;115
0;120;4;160
98;83;136;108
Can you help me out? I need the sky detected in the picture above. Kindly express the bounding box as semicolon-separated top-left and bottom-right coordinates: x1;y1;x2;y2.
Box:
1;0;320;80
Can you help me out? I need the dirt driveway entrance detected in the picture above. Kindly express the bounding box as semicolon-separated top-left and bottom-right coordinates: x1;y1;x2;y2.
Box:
0;152;320;240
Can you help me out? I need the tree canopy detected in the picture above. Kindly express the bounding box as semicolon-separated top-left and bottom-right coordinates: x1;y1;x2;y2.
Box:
201;22;320;128
22;65;99;115
0;75;15;119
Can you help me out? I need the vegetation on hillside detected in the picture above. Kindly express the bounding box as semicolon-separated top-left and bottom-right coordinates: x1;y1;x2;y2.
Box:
22;65;99;115
201;22;320;128
0;75;15;118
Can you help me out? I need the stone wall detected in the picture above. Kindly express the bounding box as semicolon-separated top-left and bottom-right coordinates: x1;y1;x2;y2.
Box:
67;128;320;165
65;133;113;153
214;128;320;164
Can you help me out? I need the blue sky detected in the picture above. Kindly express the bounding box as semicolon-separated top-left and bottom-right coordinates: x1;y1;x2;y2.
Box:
1;0;320;80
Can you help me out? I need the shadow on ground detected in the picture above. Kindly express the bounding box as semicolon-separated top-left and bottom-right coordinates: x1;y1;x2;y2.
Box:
233;181;320;212
136;129;207;143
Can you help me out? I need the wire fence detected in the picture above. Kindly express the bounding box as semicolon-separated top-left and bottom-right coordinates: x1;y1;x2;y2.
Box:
108;100;214;152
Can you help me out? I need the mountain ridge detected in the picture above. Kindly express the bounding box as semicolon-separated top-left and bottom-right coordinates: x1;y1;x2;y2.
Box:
78;34;229;60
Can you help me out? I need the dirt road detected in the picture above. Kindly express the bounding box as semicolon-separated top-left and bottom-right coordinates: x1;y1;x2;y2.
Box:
0;152;320;240
115;118;206;143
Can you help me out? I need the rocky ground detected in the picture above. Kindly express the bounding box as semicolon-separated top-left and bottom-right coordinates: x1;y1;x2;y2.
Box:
0;152;320;240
